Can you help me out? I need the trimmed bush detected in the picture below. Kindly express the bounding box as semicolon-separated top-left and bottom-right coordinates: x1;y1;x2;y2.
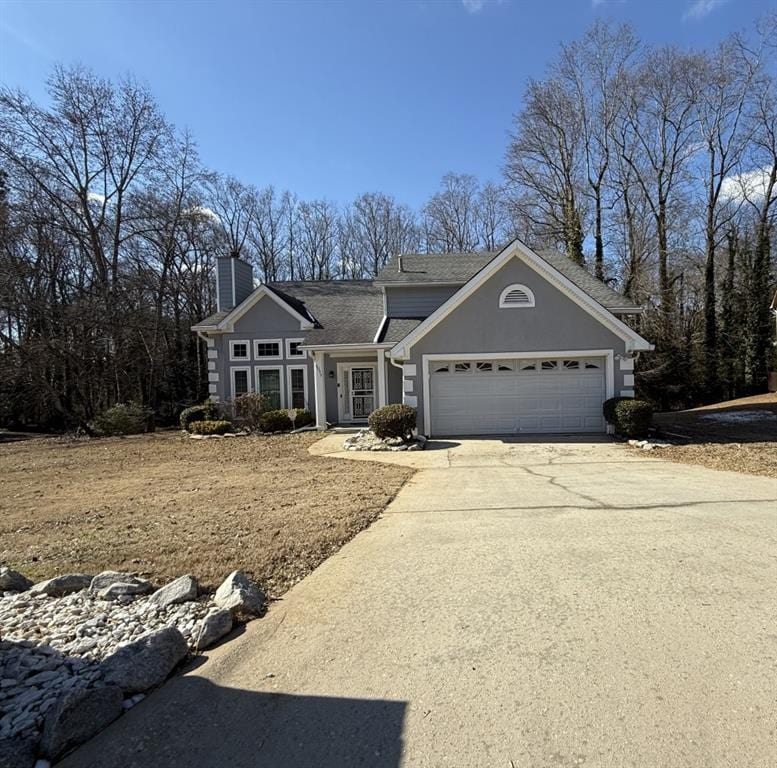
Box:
614;399;653;438
234;393;268;431
368;404;417;440
603;396;653;437
603;396;630;426
180;402;217;432
92;402;153;436
188;419;233;435
290;408;314;428
259;409;293;433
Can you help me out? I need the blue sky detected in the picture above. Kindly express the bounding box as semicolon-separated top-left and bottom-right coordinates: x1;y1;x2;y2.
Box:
0;0;772;208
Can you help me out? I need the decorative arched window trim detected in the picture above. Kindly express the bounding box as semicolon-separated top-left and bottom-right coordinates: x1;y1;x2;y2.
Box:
499;284;535;308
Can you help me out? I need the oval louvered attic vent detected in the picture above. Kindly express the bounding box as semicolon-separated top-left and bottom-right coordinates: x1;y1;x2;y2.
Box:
499;284;535;308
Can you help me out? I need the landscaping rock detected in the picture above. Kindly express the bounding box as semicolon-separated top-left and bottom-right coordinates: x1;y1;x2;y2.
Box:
39;685;122;760
0;567;33;593
214;571;266;617
96;581;151;601
89;572;151;597
343;428;426;453
101;627;188;694
30;575;91;598
195;608;233;650
0;735;36;768
148;575;198;609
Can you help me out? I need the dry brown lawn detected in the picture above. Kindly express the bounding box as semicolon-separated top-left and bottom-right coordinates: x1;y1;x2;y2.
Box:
0;432;412;597
650;392;777;478
655;442;777;479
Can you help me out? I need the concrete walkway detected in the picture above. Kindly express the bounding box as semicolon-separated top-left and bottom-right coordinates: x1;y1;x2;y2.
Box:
62;436;777;768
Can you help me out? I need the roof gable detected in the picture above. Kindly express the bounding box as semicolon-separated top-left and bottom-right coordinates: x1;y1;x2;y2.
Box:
390;239;653;358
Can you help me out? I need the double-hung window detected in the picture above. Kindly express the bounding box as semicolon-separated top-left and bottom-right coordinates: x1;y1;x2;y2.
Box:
231;367;251;398
287;366;308;410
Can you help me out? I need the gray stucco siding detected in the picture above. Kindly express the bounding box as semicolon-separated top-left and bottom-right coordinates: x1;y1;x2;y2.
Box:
403;256;631;432
385;285;459;318
211;294;314;412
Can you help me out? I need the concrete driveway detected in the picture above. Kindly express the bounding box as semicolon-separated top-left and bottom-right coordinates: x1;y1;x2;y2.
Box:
62;437;777;768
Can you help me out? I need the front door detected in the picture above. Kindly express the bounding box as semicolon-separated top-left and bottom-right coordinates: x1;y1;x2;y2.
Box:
339;365;376;422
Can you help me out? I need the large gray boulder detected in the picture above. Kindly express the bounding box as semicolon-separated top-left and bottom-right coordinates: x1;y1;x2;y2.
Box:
40;685;122;760
0;735;36;768
148;574;198;608
196;608;233;651
101;627;188;694
30;574;92;597
214;571;266;617
0;567;33;593
89;571;151;597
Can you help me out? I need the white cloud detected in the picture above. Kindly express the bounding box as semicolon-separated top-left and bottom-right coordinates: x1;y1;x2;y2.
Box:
683;0;727;21
461;0;505;13
87;192;106;205
720;166;774;203
185;205;220;223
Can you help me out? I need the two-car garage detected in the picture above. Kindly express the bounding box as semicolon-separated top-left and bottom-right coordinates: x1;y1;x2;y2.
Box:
428;355;607;436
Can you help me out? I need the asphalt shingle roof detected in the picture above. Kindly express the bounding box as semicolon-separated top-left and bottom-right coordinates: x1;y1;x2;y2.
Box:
193;246;640;341
379;318;423;344
269;280;385;346
376;248;640;311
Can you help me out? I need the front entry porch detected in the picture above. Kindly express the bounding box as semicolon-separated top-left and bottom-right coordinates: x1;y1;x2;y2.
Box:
309;345;398;430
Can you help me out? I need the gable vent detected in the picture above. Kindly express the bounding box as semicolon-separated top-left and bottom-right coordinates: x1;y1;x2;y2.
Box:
499;284;535;308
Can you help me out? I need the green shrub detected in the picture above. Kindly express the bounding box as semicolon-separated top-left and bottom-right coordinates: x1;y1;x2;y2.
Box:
92;402;153;436
614;399;653;438
603;396;630;426
180;402;217;432
290;408;314;428
188;419;233;435
368;404;417;440
259;409;293;433
234;393;268;431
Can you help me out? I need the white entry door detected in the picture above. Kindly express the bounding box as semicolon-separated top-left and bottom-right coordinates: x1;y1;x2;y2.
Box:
338;365;376;422
429;356;607;436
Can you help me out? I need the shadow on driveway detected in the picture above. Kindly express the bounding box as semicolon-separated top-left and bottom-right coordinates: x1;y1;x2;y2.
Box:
59;676;407;768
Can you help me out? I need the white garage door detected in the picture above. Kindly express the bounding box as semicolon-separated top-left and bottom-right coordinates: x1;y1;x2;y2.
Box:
429;356;606;436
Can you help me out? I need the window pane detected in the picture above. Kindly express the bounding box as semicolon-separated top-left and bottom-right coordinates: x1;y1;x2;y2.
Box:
541;360;558;370
290;369;305;409
454;362;471;373
232;343;247;359
288;341;303;357
234;370;248;396
258;369;281;409
256;342;280;357
476;362;493;372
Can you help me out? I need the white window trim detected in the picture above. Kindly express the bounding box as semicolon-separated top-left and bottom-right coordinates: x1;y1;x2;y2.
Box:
230;366;251;400
286;365;309;410
255;365;285;409
421;350;614;437
253;338;283;361
499;284;535;308
285;338;306;360
229;339;251;362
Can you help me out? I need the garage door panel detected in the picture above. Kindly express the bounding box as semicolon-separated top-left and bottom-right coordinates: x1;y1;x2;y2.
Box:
429;356;607;436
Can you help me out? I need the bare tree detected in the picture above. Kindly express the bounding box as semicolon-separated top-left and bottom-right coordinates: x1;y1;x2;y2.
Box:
505;76;586;264
422;173;480;252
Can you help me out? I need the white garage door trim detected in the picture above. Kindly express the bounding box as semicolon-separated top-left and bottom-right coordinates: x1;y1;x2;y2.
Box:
421;349;615;437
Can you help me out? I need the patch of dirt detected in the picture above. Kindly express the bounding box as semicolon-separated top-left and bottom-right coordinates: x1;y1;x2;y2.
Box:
0;432;413;597
655;442;777;479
